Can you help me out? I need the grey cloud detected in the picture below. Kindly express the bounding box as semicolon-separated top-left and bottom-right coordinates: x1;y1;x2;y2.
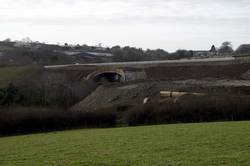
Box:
1;0;249;25
1;14;250;27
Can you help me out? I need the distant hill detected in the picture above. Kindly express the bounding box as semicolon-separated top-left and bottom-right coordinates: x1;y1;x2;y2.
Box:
0;40;240;66
0;41;113;66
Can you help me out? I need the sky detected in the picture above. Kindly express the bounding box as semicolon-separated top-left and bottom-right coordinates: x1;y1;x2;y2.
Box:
0;0;250;52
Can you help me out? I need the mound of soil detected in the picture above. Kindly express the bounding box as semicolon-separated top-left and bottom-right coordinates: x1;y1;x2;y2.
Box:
71;79;250;112
71;82;158;111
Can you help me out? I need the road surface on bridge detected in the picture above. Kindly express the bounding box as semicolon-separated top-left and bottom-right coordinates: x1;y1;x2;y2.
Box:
44;57;235;69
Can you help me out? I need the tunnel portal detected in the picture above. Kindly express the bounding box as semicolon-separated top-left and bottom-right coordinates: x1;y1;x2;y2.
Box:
86;69;126;83
94;72;122;83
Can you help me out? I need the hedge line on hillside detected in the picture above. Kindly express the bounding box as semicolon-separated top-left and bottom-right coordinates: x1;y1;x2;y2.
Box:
0;107;116;136
126;95;250;126
1;95;250;136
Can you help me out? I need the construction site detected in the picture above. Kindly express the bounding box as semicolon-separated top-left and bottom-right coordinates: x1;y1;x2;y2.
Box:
43;56;250;113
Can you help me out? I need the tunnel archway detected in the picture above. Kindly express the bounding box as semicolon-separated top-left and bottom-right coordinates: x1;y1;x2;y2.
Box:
94;72;122;83
86;69;126;83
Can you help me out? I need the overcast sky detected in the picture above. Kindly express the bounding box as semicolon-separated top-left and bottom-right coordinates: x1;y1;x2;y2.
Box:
0;0;250;52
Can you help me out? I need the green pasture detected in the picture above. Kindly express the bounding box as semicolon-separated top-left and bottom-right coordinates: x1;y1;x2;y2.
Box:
0;121;250;165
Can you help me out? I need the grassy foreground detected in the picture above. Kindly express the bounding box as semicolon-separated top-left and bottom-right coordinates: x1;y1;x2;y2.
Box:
0;121;250;166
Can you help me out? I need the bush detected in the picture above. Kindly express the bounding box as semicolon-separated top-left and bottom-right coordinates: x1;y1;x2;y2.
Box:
0;83;22;106
126;95;250;126
2;94;250;136
0;71;97;108
0;107;116;136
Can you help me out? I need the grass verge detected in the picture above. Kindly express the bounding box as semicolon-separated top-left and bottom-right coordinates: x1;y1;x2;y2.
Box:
0;121;249;165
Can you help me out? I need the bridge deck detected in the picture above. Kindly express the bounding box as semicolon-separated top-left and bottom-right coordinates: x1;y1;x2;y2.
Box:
44;57;240;69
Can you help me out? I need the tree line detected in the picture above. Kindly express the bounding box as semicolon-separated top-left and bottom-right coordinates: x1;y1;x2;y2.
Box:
1;38;250;64
109;41;250;62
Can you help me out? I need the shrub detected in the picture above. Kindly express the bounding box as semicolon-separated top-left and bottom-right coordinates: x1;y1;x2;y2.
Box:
126;95;250;126
1;71;97;108
0;107;116;136
0;83;22;106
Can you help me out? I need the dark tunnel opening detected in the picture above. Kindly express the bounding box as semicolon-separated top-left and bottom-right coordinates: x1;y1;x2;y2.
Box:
94;72;122;83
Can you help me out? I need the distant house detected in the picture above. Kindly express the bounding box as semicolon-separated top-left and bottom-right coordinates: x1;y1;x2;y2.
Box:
193;50;209;58
14;41;31;48
193;45;218;58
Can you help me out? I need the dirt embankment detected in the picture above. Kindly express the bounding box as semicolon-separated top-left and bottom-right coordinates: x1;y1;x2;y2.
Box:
45;67;94;82
146;63;250;80
71;79;250;112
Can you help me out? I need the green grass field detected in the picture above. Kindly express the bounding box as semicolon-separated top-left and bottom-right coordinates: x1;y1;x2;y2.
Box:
0;121;250;166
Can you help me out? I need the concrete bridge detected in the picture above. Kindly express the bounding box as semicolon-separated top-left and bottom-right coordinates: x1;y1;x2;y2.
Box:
45;57;236;69
44;57;250;83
